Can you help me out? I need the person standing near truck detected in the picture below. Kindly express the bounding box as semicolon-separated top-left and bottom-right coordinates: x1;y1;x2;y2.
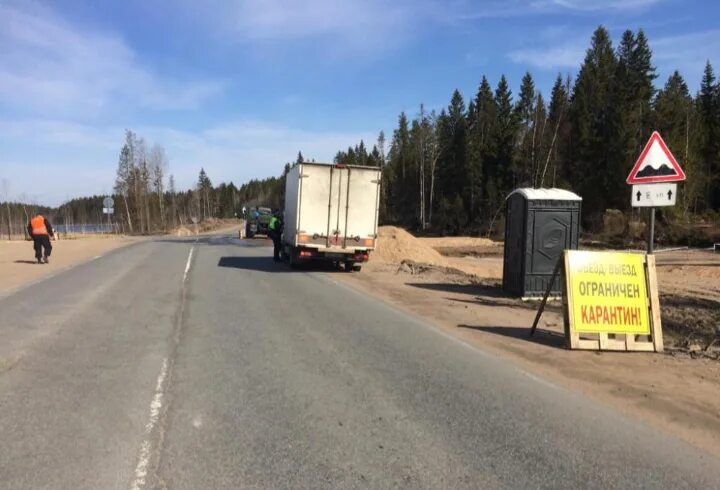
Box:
268;211;283;262
27;214;55;264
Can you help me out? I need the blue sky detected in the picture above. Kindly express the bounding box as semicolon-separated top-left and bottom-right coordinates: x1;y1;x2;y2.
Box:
1;0;718;206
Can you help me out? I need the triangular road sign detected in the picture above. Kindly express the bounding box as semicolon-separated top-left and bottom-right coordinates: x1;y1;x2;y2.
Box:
627;131;686;184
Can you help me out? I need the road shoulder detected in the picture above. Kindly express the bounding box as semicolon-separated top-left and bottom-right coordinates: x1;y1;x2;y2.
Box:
0;236;143;295
334;260;720;459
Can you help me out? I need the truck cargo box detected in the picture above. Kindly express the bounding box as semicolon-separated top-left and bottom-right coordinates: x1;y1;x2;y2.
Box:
283;162;380;269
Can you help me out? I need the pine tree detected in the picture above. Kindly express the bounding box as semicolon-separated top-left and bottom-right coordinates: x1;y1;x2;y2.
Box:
469;77;496;214
435;90;468;230
197;168;213;220
631;30;656;126
387;112;412;224
616;29;657;203
467;76;495;219
569;26;620;222
654;71;701;215
368;145;381;167
333;150;347;164
540;74;570;188
699;61;720;209
491;75;516;199
531;92;547;187
357;140;368;166
514;72;538;186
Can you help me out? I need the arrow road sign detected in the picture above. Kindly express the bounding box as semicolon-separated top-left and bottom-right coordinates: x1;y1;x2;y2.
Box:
631;183;677;207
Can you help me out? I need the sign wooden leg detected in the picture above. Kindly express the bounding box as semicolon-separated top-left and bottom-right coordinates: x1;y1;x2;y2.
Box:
530;258;562;337
645;254;664;352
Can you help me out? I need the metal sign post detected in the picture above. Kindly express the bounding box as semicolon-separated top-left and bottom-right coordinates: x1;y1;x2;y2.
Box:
647;208;655;254
103;197;114;234
627;132;685;255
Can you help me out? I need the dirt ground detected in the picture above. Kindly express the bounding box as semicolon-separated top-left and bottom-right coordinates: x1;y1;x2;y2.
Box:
0;235;141;293
0;219;244;294
338;227;720;458
172;218;242;237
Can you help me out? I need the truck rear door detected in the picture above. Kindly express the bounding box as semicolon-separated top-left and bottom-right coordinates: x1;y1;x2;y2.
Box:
343;167;381;250
327;166;348;248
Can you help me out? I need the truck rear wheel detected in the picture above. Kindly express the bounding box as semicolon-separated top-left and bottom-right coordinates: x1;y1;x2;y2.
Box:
288;250;299;269
344;261;360;272
352;264;362;272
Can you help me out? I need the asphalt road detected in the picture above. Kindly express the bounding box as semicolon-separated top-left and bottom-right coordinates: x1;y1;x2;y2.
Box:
0;235;718;489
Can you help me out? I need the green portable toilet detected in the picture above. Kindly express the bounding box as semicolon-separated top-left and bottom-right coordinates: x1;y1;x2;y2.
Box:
503;188;582;297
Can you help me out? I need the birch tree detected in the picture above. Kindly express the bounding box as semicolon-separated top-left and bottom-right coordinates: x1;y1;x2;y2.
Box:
168;174;178;228
114;132;135;233
149;144;168;229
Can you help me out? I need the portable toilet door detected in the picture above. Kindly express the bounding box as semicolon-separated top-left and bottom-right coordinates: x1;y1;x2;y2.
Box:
502;188;582;297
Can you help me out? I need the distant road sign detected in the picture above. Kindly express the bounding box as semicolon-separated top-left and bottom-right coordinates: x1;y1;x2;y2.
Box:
103;207;114;214
103;196;115;208
631;183;677;207
626;131;686;184
191;216;198;224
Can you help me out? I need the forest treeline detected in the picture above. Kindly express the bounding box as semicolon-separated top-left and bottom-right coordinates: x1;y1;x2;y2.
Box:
333;26;720;233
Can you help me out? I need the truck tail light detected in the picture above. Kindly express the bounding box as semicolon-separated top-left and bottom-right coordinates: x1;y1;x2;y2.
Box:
299;249;315;258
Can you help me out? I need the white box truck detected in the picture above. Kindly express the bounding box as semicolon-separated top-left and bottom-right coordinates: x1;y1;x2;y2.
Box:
282;162;381;271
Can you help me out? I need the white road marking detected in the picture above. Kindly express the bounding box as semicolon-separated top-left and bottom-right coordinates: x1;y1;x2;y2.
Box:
183;247;195;282
130;357;168;490
130;244;196;489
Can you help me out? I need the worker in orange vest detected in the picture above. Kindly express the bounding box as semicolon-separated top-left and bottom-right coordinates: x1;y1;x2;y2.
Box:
27;214;55;264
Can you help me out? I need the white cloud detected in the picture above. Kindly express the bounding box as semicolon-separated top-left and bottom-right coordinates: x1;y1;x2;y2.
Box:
0;2;223;118
175;0;444;57
652;30;720;88
454;0;662;19
233;0;406;41
544;0;661;11
0;118;377;205
508;43;585;70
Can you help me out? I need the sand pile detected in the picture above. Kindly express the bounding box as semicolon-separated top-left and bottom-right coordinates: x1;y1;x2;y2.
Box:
372;226;504;280
373;226;447;265
419;236;500;248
